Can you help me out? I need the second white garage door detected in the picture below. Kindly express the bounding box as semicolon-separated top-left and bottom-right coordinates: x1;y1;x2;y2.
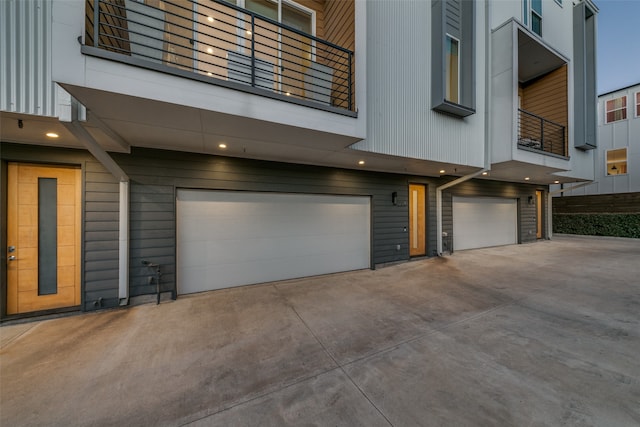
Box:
176;190;371;294
453;197;518;251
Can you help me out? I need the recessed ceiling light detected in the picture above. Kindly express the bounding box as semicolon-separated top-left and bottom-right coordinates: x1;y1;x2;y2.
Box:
246;30;252;35
218;143;227;149
554;180;560;184
206;47;214;54
439;169;445;174
285;92;291;96
46;132;59;138
207;16;214;22
524;177;530;181
482;171;488;176
358;160;365;165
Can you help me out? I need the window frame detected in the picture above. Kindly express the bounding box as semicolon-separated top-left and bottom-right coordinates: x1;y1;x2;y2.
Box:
635;92;640;118
445;34;461;104
525;0;543;36
604;95;628;124
605;147;628;176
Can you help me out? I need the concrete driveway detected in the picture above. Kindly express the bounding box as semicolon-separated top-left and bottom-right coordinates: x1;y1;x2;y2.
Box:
1;235;639;426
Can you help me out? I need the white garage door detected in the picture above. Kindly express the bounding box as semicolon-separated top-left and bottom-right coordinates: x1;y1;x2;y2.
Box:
453;197;518;251
177;190;371;294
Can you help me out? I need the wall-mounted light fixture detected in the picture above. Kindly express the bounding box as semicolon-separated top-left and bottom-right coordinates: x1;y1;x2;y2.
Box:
392;191;398;206
528;196;534;205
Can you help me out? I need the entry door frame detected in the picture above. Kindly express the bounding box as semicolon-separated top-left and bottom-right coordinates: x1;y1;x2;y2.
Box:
4;162;82;317
409;183;427;257
536;190;544;239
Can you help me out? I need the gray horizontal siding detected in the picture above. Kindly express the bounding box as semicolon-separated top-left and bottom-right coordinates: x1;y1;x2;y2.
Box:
111;148;414;297
0;144;121;312
84;156;119;310
2;143;548;315
443;179;543;248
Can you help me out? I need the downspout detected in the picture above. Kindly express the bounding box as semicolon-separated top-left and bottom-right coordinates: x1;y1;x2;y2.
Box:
547;180;595;238
436;0;492;255
60;101;130;306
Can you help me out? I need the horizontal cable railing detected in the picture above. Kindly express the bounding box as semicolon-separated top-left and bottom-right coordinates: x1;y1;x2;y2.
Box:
517;109;567;157
86;0;354;111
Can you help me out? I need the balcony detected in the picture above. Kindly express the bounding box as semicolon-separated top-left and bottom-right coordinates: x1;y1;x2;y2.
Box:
84;0;354;113
517;109;567;157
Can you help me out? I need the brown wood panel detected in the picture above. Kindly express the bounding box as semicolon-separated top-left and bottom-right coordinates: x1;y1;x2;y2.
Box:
323;0;355;108
409;184;426;256
553;193;640;214
522;65;568;126
536;190;543;239
6;163;82;315
7;164;19;314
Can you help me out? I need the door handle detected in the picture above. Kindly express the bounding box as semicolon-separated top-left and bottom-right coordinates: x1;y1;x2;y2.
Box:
8;256;16;261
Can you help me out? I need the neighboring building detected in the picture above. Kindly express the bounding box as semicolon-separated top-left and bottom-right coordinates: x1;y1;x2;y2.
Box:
553;83;640;196
1;0;598;318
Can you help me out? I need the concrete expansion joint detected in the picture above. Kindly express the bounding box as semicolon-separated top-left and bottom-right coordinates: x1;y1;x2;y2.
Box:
0;324;39;350
288;305;395;427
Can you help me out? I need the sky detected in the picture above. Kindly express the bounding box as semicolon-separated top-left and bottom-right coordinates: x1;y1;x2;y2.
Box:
595;0;640;94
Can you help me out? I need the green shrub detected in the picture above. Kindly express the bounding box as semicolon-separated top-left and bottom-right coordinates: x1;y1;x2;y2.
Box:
553;214;640;238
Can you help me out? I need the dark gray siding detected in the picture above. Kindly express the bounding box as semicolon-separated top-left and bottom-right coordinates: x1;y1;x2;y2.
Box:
84;160;120;309
442;179;544;248
2;143;548;316
111;148;413;297
0;143;120;312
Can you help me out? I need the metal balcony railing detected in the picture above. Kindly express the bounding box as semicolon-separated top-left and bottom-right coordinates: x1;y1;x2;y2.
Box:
517;109;567;157
85;0;354;112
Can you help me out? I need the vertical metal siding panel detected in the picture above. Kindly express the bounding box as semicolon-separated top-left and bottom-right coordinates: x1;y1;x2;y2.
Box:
1;0;55;116
356;0;483;167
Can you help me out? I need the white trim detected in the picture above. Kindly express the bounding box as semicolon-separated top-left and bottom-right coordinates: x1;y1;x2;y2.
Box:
604;95;628;124
605;147;628;176
445;33;461;104
525;0;543;36
635;91;640;118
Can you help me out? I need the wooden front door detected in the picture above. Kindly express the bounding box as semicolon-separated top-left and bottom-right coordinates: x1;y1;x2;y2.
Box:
7;163;81;315
536;190;543;239
409;184;426;256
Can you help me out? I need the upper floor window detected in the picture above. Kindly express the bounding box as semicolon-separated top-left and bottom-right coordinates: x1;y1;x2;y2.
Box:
636;92;640;117
524;0;543;36
606;148;627;175
431;0;475;117
445;35;460;104
605;96;627;123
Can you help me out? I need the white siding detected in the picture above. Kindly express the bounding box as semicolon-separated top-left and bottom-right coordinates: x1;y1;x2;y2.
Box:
351;0;486;167
1;0;56;116
49;0;365;141
554;85;640;195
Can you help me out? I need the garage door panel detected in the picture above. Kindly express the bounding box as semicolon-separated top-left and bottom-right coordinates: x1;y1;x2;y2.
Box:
177;190;371;294
453;197;517;251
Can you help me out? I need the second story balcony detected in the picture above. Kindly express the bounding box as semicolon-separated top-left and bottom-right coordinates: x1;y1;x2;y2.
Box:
518;108;566;157
489;19;572;183
84;0;355;114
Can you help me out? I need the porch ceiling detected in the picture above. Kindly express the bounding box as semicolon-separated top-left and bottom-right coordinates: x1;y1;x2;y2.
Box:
60;84;361;155
486;160;586;185
2;85;476;179
517;29;567;83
